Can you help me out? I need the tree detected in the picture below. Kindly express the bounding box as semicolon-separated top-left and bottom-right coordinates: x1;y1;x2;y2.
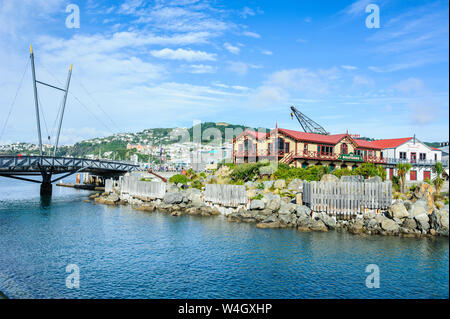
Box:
396;163;411;193
432;162;444;194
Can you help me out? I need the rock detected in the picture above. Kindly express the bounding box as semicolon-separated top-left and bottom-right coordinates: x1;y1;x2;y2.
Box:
415;213;430;232
250;199;265;210
414;183;435;200
340;175;363;182
430;208;449;236
245;181;255;188
366;218;379;231
296;205;312;217
348;219;365;234
316;212;336;229
402;218;417;230
387;202;409;219
262;214;279;223
309;219;328;232
256;221;281;229
381;219;400;233
263;181;274;189
363;210;377;220
279;202;296;214
287;179;303;192
409;200;429;218
246;189;258;199
163;192;184;205
278;212;296;226
321;174;339;182
368;176;382;183
274;179;286;189
265;194;281;212
281;196;292;204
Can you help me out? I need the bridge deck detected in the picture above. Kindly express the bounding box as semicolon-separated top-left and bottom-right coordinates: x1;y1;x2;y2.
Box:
0;155;140;176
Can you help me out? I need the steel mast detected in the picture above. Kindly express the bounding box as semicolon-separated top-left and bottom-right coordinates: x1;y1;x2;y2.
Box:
290;105;329;135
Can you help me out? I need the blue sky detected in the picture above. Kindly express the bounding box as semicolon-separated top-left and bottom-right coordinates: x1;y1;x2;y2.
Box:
0;0;448;145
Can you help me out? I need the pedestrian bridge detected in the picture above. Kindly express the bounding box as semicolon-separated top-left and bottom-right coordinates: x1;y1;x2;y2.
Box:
0;155;140;194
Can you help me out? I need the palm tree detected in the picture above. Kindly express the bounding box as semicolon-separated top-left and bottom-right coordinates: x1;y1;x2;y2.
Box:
432;162;444;194
396;163;411;193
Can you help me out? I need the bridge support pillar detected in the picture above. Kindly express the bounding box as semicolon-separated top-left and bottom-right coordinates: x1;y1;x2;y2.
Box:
40;182;52;196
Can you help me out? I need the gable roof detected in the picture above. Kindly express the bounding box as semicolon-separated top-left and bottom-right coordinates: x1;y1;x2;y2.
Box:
276;128;383;149
234;129;268;141
370;137;413;149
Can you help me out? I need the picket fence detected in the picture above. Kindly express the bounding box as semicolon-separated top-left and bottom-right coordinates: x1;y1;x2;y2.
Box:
303;181;392;216
120;175;166;199
204;184;247;207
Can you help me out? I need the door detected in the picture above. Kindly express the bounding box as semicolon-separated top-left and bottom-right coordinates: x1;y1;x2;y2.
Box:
410;170;417;181
410;152;416;164
424;171;431;181
389;168;394;180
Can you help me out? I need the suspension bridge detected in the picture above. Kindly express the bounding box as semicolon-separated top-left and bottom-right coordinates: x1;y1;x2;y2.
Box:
0;46;139;196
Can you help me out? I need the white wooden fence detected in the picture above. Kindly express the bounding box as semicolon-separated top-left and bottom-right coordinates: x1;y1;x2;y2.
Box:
303;181;392;216
120;175;166;199
204;184;247;207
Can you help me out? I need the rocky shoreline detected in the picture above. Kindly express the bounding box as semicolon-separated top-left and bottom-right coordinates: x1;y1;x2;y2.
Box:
89;180;448;239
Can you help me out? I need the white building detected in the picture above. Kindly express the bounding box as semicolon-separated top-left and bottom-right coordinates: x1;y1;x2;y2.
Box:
372;137;443;182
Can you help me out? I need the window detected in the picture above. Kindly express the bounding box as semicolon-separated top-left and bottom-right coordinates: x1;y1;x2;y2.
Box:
419;153;426;161
320;146;333;155
355;150;362;156
277;138;284;153
435;153;437;161
285;143;290;153
304;144;308;153
268;143;272;155
410;170;417;181
399;152;407;160
341;144;348;155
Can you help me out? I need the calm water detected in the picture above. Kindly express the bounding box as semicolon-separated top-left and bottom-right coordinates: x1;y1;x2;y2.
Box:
0;178;448;299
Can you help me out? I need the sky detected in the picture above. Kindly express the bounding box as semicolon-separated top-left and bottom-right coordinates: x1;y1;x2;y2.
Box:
0;0;448;145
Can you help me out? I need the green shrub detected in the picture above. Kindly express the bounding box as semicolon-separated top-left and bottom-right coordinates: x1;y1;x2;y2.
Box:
256;182;265;190
251;194;264;200
230;162;268;181
191;179;204;190
332;168;352;178
169;174;188;185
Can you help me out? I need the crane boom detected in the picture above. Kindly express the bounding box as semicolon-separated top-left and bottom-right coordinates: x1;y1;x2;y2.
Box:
290;106;329;135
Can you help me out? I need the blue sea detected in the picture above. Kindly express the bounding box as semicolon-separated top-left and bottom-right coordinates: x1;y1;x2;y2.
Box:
0;177;448;299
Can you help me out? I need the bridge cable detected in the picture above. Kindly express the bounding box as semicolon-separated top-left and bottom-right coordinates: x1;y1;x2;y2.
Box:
73;75;121;132
0;59;30;143
37;92;51;144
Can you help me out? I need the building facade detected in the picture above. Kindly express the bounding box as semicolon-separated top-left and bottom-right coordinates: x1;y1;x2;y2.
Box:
371;137;443;182
233;128;385;170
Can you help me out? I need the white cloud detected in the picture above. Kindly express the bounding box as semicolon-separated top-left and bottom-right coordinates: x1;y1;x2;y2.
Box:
341;65;358;70
261;50;273;55
227;61;261;75
242;31;261;38
223;43;240;55
150;48;217;61
187;64;216;74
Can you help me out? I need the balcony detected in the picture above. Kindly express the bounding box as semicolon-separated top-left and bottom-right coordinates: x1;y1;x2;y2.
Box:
384;158;448;166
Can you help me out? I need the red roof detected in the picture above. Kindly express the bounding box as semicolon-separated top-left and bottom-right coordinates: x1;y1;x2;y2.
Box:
277;128;382;149
370;137;413;149
277;128;347;144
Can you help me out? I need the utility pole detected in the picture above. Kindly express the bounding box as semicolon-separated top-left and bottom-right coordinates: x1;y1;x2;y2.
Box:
30;45;43;156
53;64;72;156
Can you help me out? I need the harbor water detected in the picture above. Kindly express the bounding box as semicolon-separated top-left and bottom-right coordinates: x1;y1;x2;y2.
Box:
0;178;448;299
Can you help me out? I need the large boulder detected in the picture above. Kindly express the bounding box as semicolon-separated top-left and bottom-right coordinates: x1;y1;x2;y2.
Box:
348;219;365;234
256;221;281;229
250;199;265;210
288;179;303;192
309;219;328;232
296;205;312;217
381;219;400;233
367;176;382;183
387;202;409;220
340;175;363;182
274;179;286;189
163;192;184;204
409;200;430;218
265;194;281;212
414;183;435;200
321;174;339;182
415;213;430;232
315;212;336;229
430;208;449;236
402;218;418;231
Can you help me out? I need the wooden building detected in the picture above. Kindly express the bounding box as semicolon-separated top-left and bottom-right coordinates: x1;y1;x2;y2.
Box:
233;128;385;170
